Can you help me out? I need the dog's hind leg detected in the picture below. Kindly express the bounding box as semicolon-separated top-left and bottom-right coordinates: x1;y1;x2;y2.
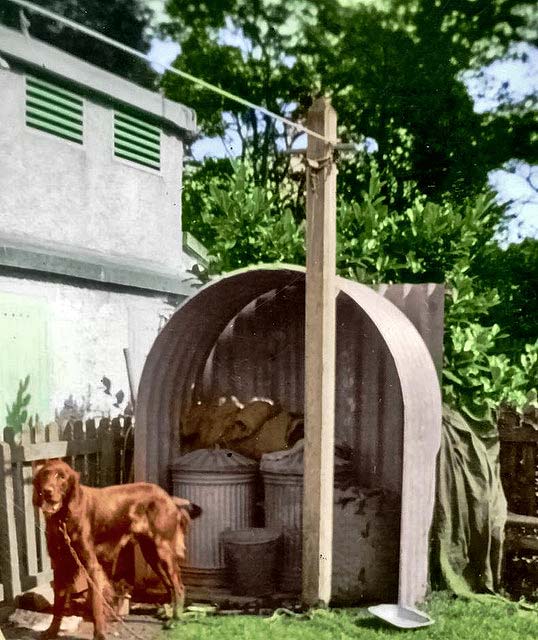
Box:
137;537;185;619
156;542;185;619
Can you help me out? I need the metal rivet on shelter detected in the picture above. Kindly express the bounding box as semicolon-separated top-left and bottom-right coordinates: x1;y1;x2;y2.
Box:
135;265;443;606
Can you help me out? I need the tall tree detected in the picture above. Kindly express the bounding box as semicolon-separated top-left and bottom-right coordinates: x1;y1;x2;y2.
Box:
161;0;320;226
304;0;537;207
0;0;156;87
161;0;537;217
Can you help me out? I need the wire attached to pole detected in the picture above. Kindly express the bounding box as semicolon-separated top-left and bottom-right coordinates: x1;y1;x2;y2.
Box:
8;0;337;144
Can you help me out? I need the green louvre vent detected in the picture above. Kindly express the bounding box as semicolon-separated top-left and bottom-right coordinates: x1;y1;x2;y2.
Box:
25;76;83;143
114;111;161;170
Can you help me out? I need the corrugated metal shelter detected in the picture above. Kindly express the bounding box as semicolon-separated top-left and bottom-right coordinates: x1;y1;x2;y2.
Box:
135;265;443;605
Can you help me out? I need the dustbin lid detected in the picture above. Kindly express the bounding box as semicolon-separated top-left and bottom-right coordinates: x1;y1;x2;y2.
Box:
260;440;349;475
170;448;257;474
260;440;305;475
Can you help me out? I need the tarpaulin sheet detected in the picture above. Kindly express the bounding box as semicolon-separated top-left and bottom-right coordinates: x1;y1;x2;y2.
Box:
430;405;507;596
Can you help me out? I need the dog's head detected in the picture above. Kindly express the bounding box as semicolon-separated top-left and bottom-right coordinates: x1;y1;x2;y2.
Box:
33;459;80;516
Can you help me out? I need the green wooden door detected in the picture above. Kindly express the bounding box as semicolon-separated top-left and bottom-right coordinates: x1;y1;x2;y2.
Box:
0;292;50;428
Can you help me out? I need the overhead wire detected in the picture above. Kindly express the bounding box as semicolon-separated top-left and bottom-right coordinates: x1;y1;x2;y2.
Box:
7;0;336;144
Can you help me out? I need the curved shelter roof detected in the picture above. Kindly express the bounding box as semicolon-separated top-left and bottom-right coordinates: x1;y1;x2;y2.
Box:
135;265;442;605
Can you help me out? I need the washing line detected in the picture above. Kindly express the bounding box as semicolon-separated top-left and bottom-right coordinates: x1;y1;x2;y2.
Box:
8;0;335;144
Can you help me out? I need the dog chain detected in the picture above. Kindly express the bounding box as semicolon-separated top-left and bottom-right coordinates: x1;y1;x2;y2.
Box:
59;522;148;640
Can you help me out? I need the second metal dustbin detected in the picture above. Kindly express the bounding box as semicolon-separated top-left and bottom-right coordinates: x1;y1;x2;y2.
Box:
260;442;304;593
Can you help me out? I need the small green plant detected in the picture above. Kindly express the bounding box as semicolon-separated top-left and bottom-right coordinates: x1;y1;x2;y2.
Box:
5;375;32;433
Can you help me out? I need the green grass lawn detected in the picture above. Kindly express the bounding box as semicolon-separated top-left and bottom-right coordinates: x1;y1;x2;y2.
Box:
159;593;538;640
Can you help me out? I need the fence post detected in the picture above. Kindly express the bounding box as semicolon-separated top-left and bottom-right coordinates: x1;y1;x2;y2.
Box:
86;419;98;487
98;418;115;487
20;424;39;583
0;442;22;600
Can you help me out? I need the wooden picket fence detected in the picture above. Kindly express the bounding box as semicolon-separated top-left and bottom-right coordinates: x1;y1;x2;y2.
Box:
0;416;134;602
498;405;538;598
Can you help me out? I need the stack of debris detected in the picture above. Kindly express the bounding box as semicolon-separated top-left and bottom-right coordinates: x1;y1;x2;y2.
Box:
180;397;304;460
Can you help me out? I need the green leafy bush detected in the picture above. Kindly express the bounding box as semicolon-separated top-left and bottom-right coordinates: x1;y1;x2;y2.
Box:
187;163;537;418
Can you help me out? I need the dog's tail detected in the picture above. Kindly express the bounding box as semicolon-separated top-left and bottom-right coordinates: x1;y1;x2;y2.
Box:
172;496;202;521
172;497;202;560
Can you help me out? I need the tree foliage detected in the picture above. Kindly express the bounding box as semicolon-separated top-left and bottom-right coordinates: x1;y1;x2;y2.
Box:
0;0;156;87
163;0;537;212
196;161;537;418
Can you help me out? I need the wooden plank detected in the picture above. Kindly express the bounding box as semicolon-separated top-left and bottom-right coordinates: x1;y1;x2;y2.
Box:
302;97;337;607
22;466;38;577
0;443;22;599
46;421;60;445
21;568;54;593
500;443;518;511
111;418;123;485
98;418;115;487
506;512;538;527
21;440;39;578
8;439;100;463
499;429;538;443
521;444;537;515
73;421;86;478
34;422;50;574
86;419;98;487
124;418;135;484
63;422;74;468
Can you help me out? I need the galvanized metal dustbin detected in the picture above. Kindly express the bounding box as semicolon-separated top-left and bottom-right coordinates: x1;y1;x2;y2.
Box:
170;448;257;588
260;443;304;593
262;441;398;602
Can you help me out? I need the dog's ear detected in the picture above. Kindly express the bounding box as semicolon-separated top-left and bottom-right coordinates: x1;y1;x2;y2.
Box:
32;460;45;507
65;465;81;500
33;459;47;475
32;474;42;508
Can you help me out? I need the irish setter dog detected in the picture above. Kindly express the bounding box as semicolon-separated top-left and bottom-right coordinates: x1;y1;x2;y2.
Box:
33;459;201;640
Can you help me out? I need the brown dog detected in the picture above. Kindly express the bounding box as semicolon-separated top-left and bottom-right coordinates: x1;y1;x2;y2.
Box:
33;459;201;640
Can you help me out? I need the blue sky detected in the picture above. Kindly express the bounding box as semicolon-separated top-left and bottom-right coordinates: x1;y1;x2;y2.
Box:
148;30;537;245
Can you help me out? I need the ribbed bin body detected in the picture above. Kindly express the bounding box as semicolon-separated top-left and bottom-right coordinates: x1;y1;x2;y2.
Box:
170;449;257;588
263;472;303;593
221;528;281;596
261;444;304;593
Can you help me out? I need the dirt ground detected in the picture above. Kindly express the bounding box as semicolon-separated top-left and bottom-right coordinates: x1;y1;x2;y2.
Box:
0;605;164;640
0;587;301;639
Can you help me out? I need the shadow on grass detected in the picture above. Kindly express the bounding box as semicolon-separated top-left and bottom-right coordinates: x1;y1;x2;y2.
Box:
353;618;401;633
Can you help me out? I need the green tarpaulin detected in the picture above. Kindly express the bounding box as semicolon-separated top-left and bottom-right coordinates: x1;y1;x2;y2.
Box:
431;405;507;596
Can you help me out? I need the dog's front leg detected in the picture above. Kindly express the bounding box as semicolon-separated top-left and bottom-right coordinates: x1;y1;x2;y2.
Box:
86;560;108;640
41;579;71;640
75;542;108;640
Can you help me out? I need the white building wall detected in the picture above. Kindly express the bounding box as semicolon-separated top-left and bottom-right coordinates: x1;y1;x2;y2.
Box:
0;274;180;425
0;67;186;274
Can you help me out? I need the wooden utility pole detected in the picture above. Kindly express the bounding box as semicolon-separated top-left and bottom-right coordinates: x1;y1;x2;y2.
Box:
302;97;337;607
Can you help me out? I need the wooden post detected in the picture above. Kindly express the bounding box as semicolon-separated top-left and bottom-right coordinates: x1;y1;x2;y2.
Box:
302;97;337;607
0;442;21;600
